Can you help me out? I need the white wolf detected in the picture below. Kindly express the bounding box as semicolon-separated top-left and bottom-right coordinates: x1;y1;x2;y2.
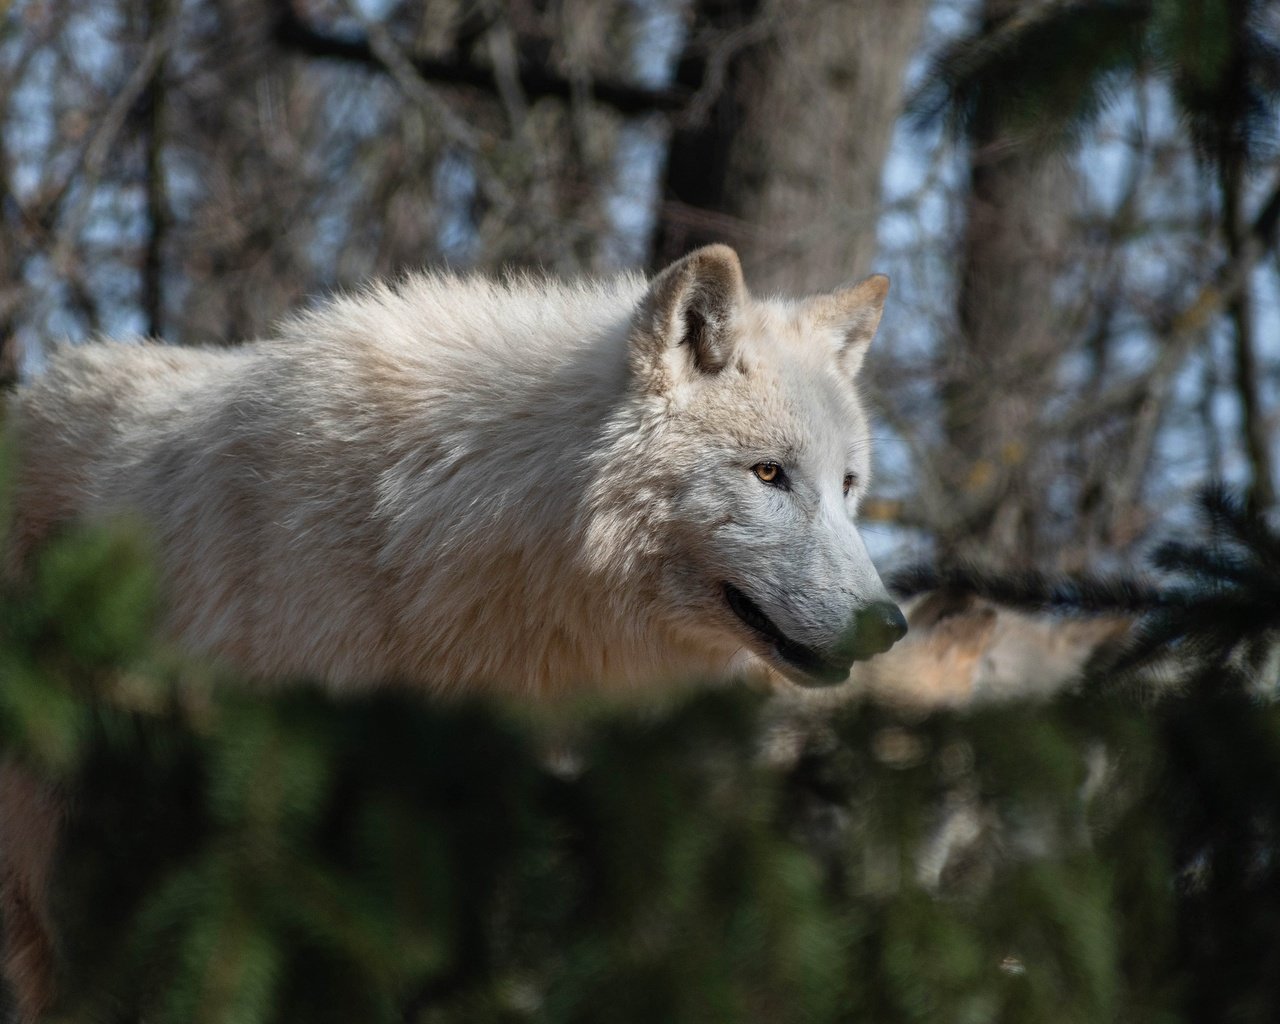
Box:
4;244;906;1016
8;244;905;696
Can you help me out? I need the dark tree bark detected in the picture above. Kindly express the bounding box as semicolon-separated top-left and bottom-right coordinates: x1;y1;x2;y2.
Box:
141;0;172;340
648;0;762;268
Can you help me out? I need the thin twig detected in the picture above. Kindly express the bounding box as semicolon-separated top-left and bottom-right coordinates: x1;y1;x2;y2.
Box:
1057;163;1280;440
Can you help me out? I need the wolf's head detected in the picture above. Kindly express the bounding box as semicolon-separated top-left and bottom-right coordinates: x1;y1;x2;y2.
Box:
617;244;905;686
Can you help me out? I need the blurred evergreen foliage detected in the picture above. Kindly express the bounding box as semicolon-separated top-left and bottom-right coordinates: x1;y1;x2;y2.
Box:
911;0;1280;166
3;483;1280;1022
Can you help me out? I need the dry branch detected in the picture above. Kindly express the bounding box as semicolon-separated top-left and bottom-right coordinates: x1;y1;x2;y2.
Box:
272;1;690;118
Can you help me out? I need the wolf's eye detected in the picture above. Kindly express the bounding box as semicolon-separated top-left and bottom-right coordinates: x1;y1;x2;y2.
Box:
753;462;786;487
843;473;857;497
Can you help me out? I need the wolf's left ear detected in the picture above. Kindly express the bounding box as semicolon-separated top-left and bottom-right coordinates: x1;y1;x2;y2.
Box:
808;274;889;379
633;244;746;380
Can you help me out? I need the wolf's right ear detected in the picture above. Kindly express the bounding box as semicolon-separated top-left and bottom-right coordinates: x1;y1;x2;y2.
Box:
632;245;746;382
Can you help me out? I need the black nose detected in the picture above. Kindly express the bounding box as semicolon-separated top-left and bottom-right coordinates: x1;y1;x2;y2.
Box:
854;601;909;657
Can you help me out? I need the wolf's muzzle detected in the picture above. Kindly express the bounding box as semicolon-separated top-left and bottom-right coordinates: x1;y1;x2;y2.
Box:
823;600;909;672
724;585;908;685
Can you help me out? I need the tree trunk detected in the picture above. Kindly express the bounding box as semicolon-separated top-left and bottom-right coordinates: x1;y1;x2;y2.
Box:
726;0;930;291
652;0;929;291
941;0;1073;566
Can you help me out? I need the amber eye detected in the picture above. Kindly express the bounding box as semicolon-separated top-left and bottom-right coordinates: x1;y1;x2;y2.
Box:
843;473;857;497
753;462;783;485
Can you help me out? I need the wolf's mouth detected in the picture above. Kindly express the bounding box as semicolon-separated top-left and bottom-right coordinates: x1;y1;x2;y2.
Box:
723;583;851;684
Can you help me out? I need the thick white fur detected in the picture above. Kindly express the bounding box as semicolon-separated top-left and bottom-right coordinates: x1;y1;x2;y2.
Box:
8;246;894;697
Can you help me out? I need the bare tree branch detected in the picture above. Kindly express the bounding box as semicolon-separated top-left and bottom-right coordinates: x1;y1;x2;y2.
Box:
272;0;690;118
1059;164;1280;440
48;25;176;280
1221;153;1276;509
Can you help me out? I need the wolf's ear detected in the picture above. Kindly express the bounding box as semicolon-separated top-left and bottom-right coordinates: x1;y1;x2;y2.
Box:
633;244;746;380
808;274;889;379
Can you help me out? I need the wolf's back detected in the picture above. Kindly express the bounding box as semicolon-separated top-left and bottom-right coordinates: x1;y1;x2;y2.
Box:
6;342;252;574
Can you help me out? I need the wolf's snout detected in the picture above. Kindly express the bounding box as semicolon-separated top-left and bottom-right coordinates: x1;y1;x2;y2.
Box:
822;600;908;676
853;601;908;658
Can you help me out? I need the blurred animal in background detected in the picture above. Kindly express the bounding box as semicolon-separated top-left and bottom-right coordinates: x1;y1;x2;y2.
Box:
861;588;1131;710
762;585;1132;762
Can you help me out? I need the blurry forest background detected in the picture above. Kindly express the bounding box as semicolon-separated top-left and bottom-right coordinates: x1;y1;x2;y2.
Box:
6;1;1280;1022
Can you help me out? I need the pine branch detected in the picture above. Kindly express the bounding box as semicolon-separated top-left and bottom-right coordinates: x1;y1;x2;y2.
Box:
895;484;1280;690
888;562;1166;615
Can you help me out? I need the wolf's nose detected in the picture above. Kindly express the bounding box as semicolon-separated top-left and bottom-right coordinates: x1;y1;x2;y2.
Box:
855;601;908;657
